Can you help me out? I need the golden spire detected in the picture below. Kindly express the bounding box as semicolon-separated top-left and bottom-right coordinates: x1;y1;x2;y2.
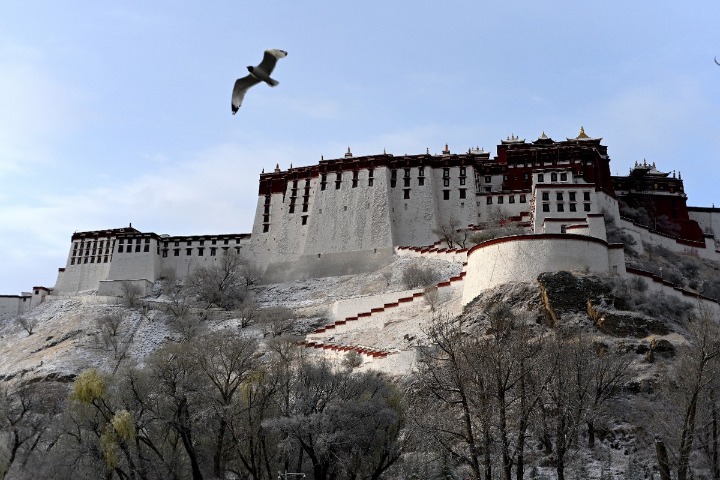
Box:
576;126;589;139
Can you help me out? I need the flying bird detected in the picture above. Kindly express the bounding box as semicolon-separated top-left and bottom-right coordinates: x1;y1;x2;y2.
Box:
232;49;288;114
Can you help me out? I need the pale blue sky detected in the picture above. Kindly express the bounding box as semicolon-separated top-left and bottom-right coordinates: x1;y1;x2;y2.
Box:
1;1;719;293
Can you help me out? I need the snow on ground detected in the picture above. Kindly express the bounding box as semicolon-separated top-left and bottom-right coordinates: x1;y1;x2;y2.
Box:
0;255;464;383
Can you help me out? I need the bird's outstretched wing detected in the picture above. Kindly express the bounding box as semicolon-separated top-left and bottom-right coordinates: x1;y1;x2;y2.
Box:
715;56;720;66
258;49;288;75
232;75;261;114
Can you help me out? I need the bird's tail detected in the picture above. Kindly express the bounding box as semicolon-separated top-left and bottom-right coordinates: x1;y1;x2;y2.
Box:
267;78;279;87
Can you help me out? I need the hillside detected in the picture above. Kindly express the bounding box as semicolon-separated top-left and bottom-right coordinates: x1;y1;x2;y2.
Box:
1;246;719;479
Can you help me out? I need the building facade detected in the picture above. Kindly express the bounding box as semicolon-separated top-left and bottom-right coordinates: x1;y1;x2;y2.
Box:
38;128;718;296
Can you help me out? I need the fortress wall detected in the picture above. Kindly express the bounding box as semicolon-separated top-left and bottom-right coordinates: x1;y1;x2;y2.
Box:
53;261;113;293
478;200;530;224
428;166;477;238
108;240;160;282
388;166;440;247
262;248;394;284
687;208;720;238
462;234;615;305
331;288;422;321
625;268;718;311
305;168;393;255
619;218;716;260
156;237;252;279
395;246;468;264
0;296;31;322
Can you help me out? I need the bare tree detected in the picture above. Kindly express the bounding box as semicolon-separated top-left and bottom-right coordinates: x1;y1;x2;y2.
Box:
423;286;440;312
16;316;37;336
120;280;143;308
402;264;438;289
662;306;720;480
186;249;247;309
433;217;468;249
96;312;124;356
258;307;294;338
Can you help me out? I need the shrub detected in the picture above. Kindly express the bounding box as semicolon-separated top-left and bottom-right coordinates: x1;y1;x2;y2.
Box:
402;264;438;289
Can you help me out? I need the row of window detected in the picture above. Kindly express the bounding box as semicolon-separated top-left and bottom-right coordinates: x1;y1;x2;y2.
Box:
540;191;590;202
541;203;592;213
161;246;240;257
486;194;528;205
70;256;110;265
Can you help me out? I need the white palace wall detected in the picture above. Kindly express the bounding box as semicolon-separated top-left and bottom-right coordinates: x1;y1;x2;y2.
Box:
461;234;626;305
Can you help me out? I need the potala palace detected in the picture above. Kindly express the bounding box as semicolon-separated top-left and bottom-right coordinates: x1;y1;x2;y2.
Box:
4;128;720;351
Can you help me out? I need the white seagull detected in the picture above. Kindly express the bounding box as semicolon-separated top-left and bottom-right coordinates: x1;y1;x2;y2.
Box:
231;49;288;114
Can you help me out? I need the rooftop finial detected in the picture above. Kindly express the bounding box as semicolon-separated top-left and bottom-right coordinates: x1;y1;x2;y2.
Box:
577;126;589;139
426;147;430;154
345;147;353;158
262;168;265;174
442;143;450;154
274;163;280;173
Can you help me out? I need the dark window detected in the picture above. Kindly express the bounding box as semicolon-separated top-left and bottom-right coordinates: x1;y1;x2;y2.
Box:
459;177;466;185
404;178;411;187
459;189;466;199
368;178;374;187
485;176;491;183
119;239;124;244
404;189;410;199
135;245;141;252
210;248;217;256
391;169;397;179
556;192;563;201
404;168;410;178
524;173;529;180
561;225;567;233
144;245;149;252
443;168;450;178
302;204;308;212
569;203;577;212
443;178;450;187
224;239;229;245
352;179;358;188
162;249;168;258
263;224;269;232
390;179;396;188
301;216;308;225
460;166;466;176
486;196;493;205
538;174;544;182
418;177;425;186
583;191;591;201
289;205;295;213
212;239;217;245
174;241;180;247
557;203;564;212
520;194;526;203
186;248;192;255
560;173;567;181
551;173;557;182
584;203;591;212
497;195;503;204
335;180;341;189
174;249;180;256
71;258;75;265
509;195;515;204
198;247;204;256
443;190;450;200
118;245;124;253
542;204;550;212
368;168;374;178
569;192;576;201
418;166;424;177
542;192;549;201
